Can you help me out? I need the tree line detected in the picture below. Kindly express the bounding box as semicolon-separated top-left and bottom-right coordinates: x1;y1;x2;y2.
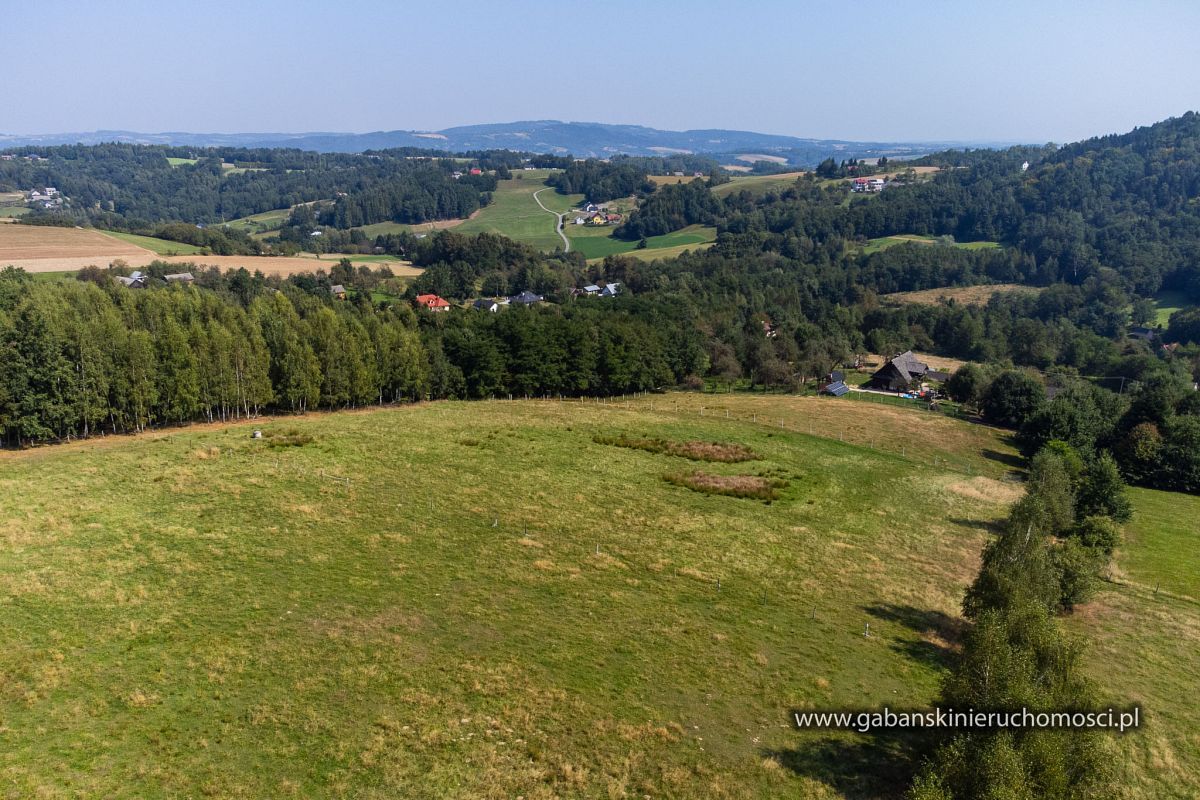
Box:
0;264;702;446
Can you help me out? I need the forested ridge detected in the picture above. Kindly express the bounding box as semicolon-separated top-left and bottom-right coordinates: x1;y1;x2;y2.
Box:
0;143;512;232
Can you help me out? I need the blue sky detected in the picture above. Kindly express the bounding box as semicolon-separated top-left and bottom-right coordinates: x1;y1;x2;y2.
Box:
4;0;1199;142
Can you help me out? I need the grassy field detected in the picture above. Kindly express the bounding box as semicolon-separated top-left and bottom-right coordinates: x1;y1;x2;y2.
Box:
1153;289;1189;326
0;206;29;218
453;171;581;252
0;391;1192;796
225;208;293;235
100;230;208;256
712;172;808;198
568;224;716;260
882;283;1041;308
860;234;1002;256
0;394;1026;798
166;157;198;167
1061;485;1200;799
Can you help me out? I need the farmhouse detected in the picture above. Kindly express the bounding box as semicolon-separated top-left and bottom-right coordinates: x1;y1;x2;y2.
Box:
415;293;451;312
865;350;930;392
1129;325;1159;342
851;177;885;193
472;298;500;312
115;271;147;289
600;282;621;297
509;290;543;306
163;272;194;285
330;284;346;299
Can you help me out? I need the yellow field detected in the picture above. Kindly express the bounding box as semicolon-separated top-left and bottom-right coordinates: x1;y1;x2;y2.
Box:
0;224;147;261
0;224;421;276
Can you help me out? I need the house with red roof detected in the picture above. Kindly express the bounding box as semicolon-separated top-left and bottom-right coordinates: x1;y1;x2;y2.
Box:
415;293;451;312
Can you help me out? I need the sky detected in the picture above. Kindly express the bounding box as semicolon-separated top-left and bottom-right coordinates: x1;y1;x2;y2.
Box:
4;0;1199;144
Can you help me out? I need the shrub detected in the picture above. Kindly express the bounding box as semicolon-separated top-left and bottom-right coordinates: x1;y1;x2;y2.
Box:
1071;516;1121;555
1053;539;1103;611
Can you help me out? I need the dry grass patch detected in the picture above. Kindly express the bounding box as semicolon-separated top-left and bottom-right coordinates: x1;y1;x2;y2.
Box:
594;434;757;462
945;475;1024;505
663;471;787;501
883;283;1040;308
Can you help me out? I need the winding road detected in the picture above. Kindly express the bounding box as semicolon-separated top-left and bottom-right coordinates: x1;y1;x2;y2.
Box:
533;188;570;252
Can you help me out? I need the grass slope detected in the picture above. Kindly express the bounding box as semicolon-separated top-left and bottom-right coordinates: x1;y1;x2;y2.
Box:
100;230;207;256
711;172;808;198
860;234;1001;255
1153;289;1189;327
0;395;1021;798
225;208;292;235
568;224;716;260
1062;485;1200;799
453;171;580;252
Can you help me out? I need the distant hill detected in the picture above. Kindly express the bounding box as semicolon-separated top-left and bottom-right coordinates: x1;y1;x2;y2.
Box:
0;121;1013;166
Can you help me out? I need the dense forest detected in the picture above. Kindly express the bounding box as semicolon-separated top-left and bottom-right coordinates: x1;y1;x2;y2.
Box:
0;143;509;236
546;154;723;203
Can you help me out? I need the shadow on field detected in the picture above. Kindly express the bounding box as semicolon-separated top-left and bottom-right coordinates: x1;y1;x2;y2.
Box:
864;603;963;670
765;730;928;799
982;447;1026;471
948;516;1005;535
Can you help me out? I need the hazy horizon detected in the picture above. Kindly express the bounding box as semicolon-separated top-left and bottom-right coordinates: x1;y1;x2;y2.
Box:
5;0;1199;143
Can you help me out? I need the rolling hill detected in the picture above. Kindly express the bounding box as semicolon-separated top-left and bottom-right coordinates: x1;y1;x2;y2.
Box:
0;121;1011;166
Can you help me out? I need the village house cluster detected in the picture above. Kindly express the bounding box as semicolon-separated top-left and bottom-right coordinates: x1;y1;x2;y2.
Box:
573;203;622;227
114;270;195;288
413;282;622;313
850;177;887;193
26;186;64;209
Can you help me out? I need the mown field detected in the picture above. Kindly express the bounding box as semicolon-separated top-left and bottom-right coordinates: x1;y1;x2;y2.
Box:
0;393;1190;798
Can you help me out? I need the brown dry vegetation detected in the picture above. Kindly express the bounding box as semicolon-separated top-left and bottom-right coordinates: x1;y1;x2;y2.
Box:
594;434;758;462
882;283;1041;308
634;392;1020;477
664;471;787;500
0;224;147;260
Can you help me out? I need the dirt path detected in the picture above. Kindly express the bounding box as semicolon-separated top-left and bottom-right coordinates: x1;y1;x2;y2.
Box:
532;188;570;253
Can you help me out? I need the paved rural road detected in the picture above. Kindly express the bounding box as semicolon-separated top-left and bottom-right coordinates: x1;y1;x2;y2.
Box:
533;188;570;252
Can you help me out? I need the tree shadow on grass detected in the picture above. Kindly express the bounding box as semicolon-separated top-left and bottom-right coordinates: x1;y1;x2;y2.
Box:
982;448;1027;471
864;603;964;671
764;729;933;799
948;516;1005;535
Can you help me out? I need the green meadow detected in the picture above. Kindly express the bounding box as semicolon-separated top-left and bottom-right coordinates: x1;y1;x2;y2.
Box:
99;230;207;255
712;172;807;198
0;385;1190;798
1153;289;1189;327
453;171;581;251
567;223;716;260
0;394;1022;798
860;234;1002;255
